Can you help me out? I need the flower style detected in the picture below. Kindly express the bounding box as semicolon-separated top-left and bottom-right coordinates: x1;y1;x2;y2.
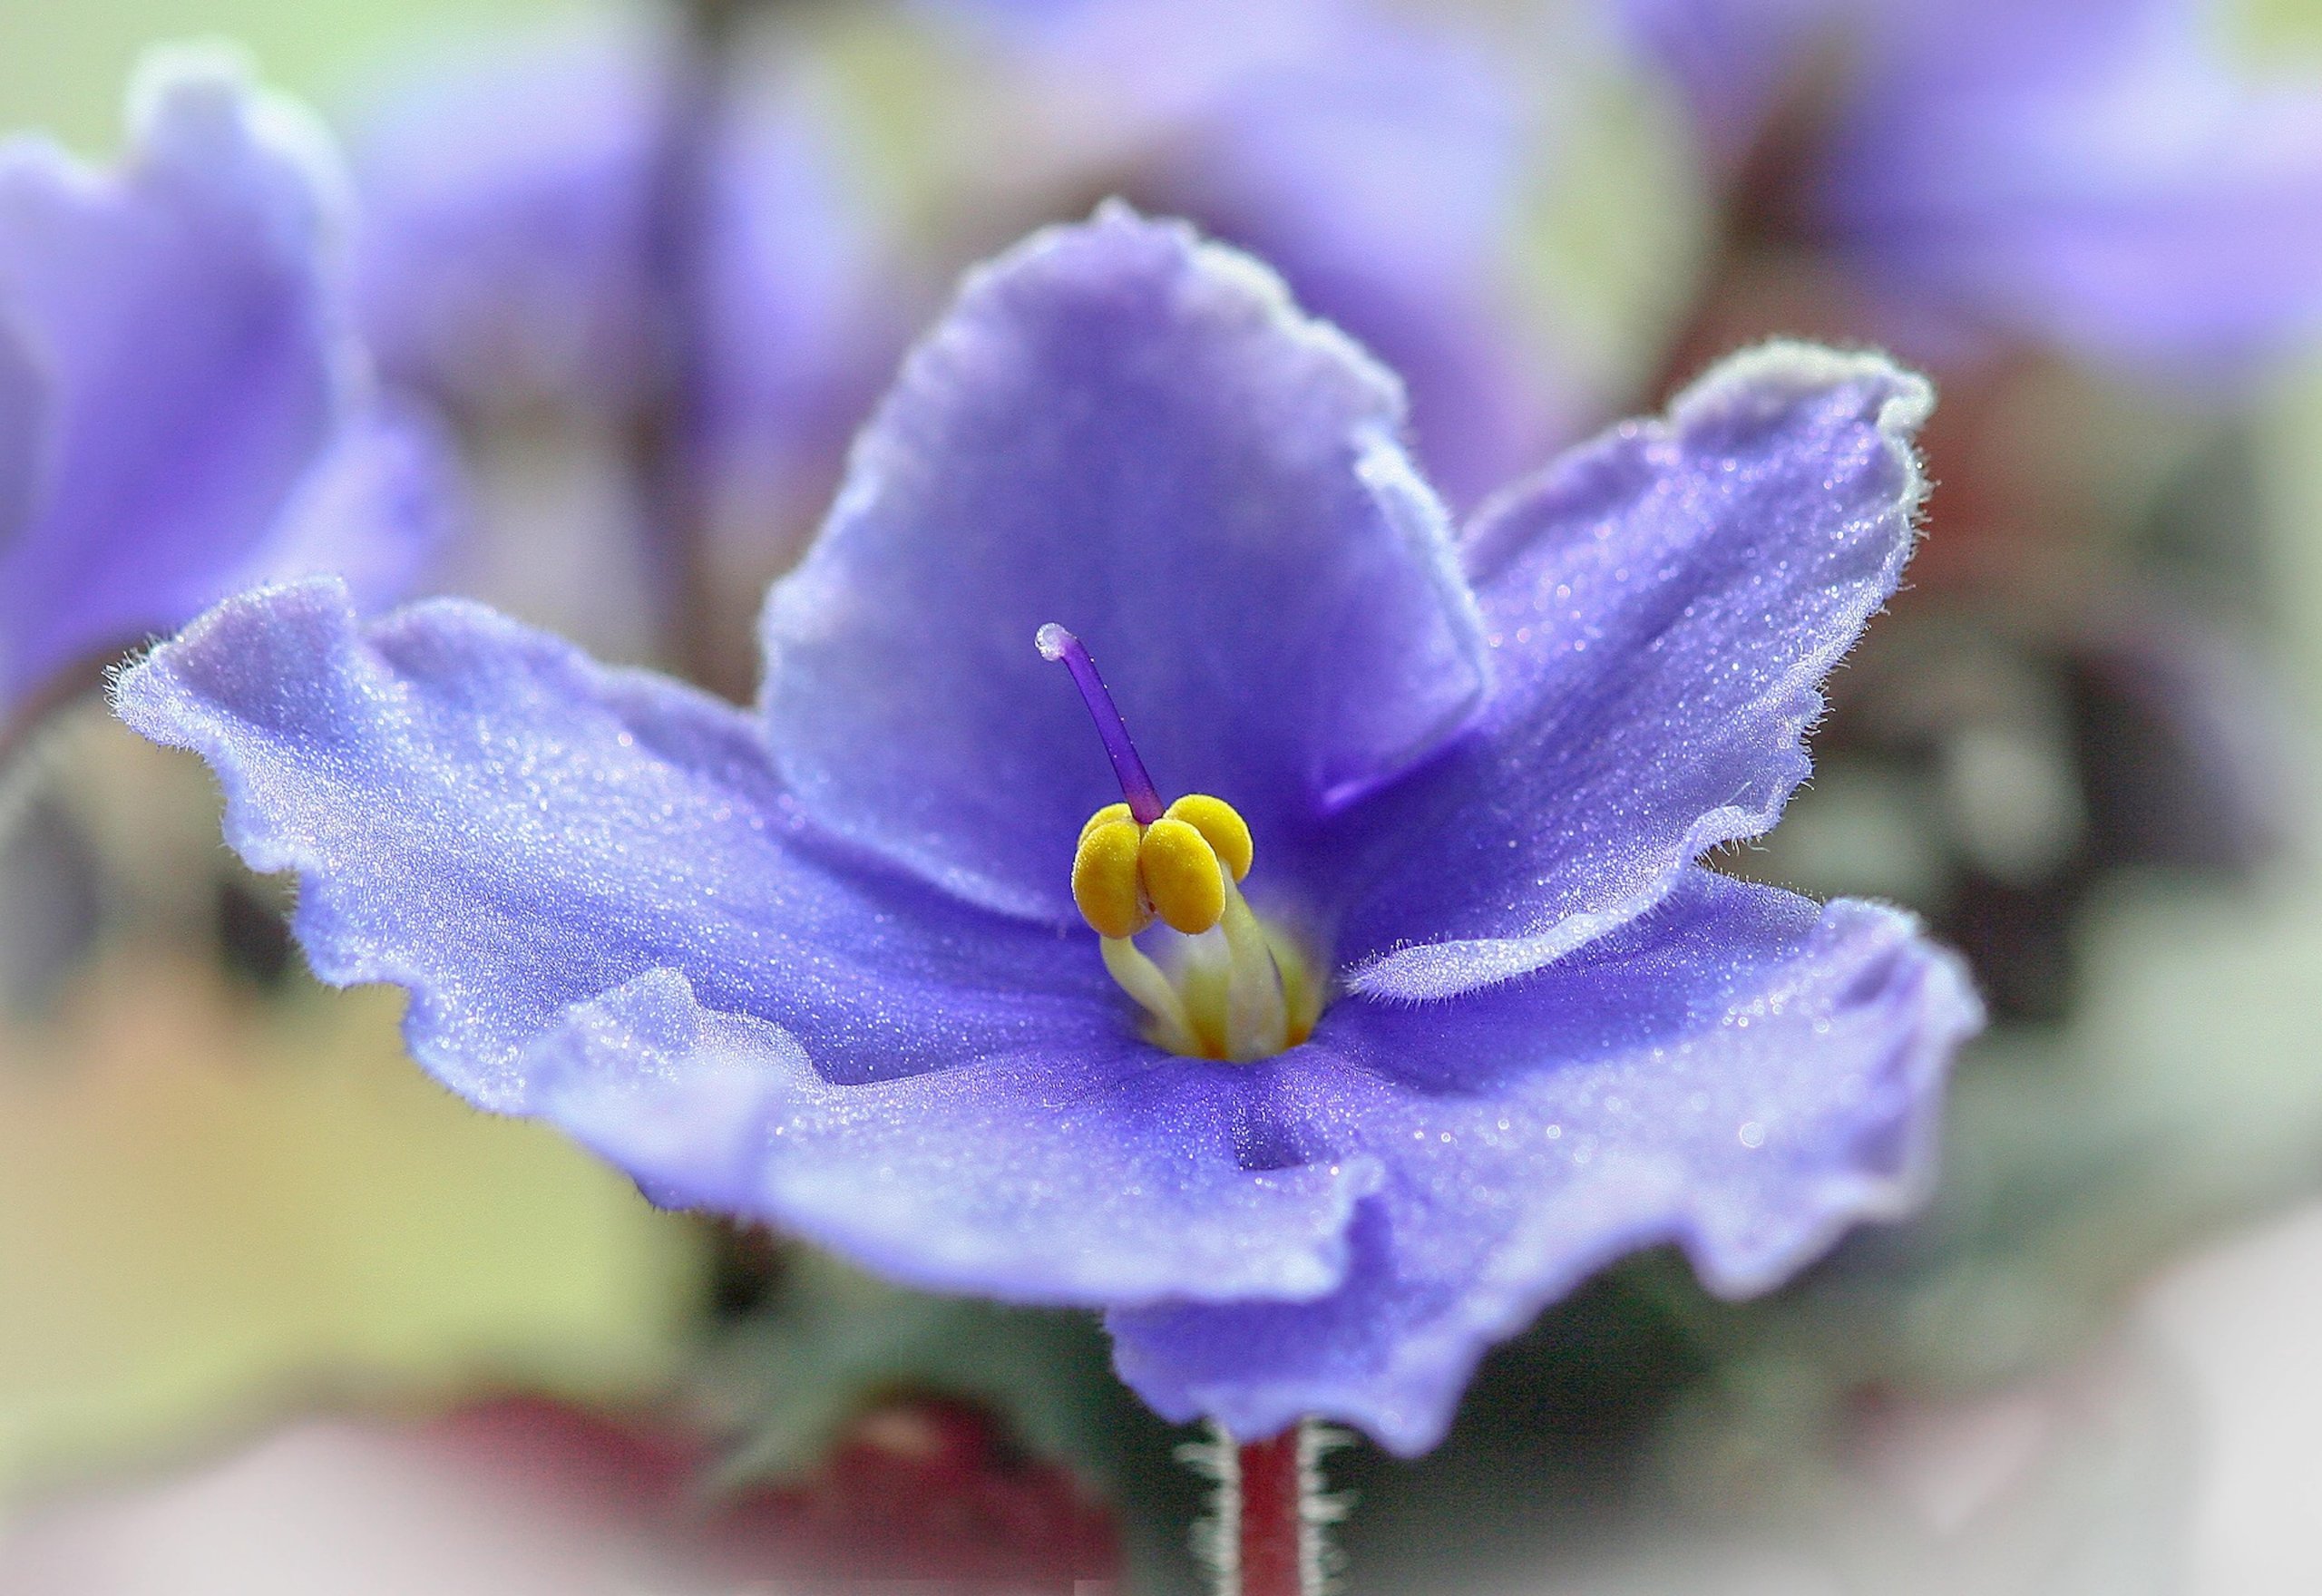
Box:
0;48;451;744
1624;0;2322;373
117;209;1979;1454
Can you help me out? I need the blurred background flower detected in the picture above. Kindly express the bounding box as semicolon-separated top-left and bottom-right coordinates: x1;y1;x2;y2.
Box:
0;47;451;763
4;0;2322;1591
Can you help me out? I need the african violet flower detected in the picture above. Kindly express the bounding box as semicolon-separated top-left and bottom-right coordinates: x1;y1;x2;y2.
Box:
1624;0;2322;373
117;209;1979;1453
0;49;450;746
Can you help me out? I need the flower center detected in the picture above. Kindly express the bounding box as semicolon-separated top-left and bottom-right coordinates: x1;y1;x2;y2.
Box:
1037;624;1322;1061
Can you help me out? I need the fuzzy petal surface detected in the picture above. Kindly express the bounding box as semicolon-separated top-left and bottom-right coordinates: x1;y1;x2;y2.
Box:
1337;343;1928;999
1108;870;1980;1453
760;206;1488;921
113;579;1373;1306
0;50;443;716
527;970;1380;1305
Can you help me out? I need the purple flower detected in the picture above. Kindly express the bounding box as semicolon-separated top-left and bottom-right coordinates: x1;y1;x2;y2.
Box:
921;0;1581;506
339;27;898;686
1624;0;2322;373
348;0;1576;519
115;209;1979;1454
347;34;671;419
0;48;451;742
346;27;891;513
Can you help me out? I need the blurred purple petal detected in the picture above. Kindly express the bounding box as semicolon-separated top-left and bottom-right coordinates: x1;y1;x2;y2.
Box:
928;0;1582;504
0;49;445;721
348;32;887;479
1817;0;2322;373
242;402;459;618
350;35;666;415
1624;0;2322;372
1617;0;1847;162
1126;2;1567;502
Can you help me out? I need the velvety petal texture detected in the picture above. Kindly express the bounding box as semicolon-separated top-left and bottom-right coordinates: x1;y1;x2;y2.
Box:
123;210;1976;1454
1111;871;1979;1453
530;973;1381;1305
115;579;1377;1306
1337;344;1930;998
0;49;450;722
760;207;1488;921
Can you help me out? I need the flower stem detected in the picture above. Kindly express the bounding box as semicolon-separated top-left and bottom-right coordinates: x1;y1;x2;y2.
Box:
1236;1429;1306;1596
636;0;753;696
1185;1420;1345;1596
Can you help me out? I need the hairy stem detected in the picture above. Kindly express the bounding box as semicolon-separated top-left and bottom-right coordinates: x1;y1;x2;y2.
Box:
1236;1430;1306;1596
1185;1420;1348;1596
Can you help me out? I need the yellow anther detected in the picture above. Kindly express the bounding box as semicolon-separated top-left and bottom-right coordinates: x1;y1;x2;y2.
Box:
1072;816;1152;939
1078;801;1134;850
1163;793;1253;881
1063;792;1312;1060
1138;817;1226;934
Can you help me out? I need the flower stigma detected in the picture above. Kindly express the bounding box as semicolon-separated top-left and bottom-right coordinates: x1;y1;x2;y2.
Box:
1037;623;1322;1061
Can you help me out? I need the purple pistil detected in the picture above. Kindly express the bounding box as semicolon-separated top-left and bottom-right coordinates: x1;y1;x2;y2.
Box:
1036;623;1165;824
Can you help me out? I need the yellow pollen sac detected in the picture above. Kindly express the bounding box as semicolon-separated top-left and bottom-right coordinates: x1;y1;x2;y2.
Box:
1064;789;1309;1061
1138;817;1227;934
1163;793;1253;881
1071;816;1151;939
1078;801;1134;850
